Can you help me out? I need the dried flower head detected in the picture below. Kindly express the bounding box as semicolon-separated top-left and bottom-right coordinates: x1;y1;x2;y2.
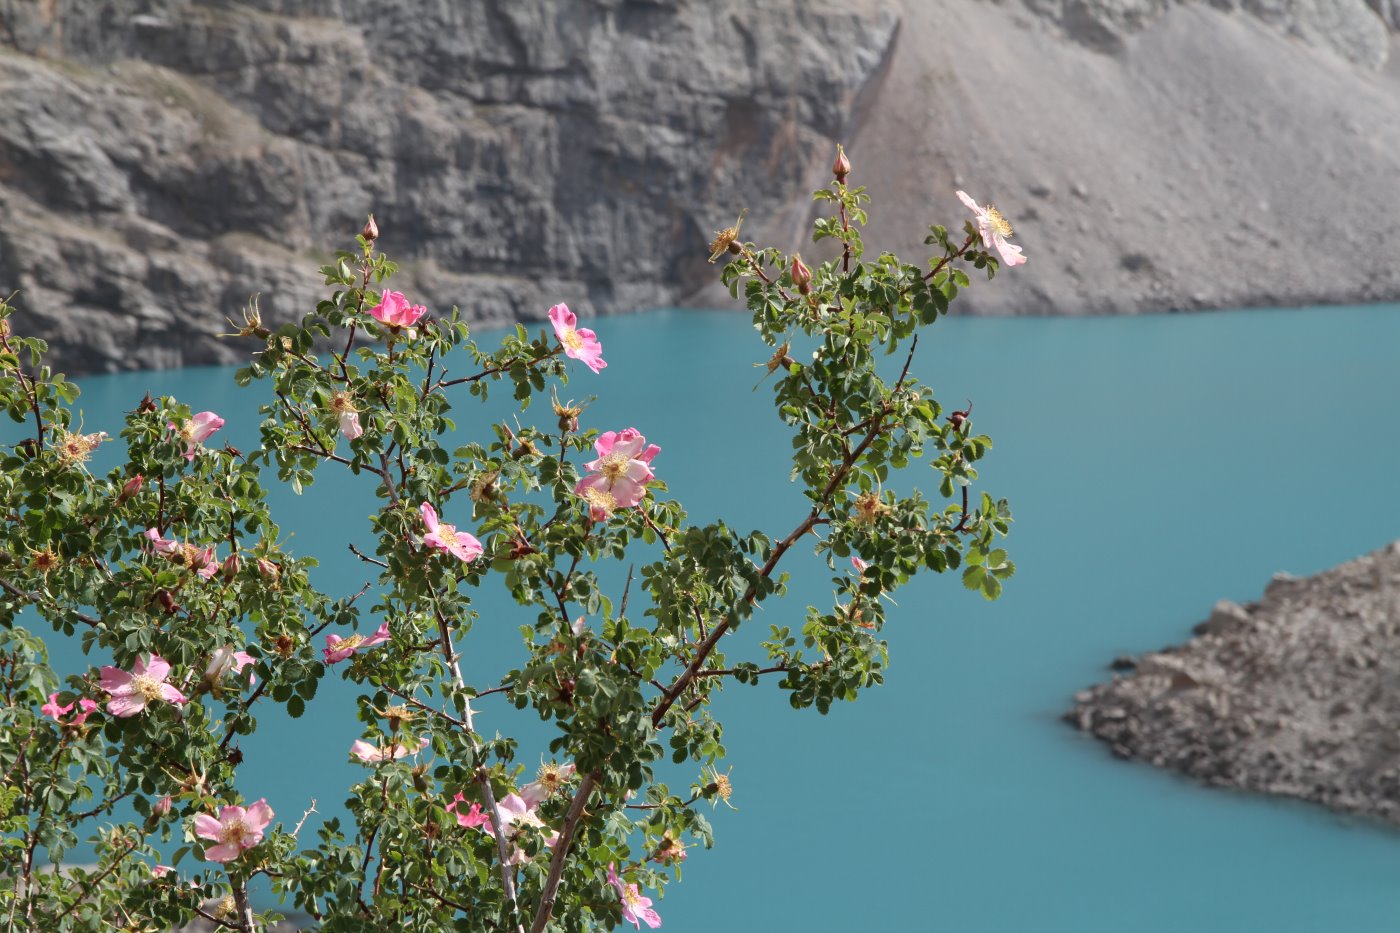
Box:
212;894;237;919
707;209;747;263
853;490;890;526
329;391;358;416
651;832;688;865
380;704;414;730
223;295;271;339
54;430;106;466
29;547;60;574
705;765;736;809
469;470;500;505
551;388;585;432
272;632;296;659
758;340;794;378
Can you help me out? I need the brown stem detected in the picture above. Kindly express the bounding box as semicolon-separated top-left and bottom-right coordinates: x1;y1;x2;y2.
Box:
232;876;256;931
436;348;560;390
924;234;977;282
651;414;889;727
0;575;99;627
527;771;598;933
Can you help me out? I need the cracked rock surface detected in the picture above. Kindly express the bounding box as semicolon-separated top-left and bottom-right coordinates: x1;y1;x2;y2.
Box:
6;0;1400;374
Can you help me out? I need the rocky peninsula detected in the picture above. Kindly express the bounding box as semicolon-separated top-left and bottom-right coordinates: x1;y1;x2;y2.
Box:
1067;541;1400;826
5;0;1400;373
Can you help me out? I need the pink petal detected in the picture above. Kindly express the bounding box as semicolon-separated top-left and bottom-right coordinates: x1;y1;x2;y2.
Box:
202;842;241;863
994;235;1027;267
339;411;363;440
420;502;440;533
593;431;619;458
189;412;225;443
609;477;646;508
350;740;383;762
158;683;187;705
449;533;483;563
98;666;133;693
956;189;981;214
107;694;146;717
244;799;274;833
548;303;576;333
193;813;224;842
139;655;172;682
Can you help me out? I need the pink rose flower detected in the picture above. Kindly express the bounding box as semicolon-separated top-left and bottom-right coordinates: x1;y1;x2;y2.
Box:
956;190;1026;267
520;762;576;809
173;411;224;461
573;428;659;521
548;303;606;374
144;528;219;579
116;474;144;505
446;795;491;831
98;654;187;717
446;791;558;865
349;735;429;763
851;556;869;573
323;621;391;664
608;863;662;929
420;502;483;563
329;391;362;441
40;693;72;720
369;290;426;328
151;864;173;879
339;410;363;440
204;646;257;689
41;693;98;726
193;799;274;863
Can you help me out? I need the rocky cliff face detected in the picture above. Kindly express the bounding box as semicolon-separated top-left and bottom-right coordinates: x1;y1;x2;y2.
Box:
0;0;896;373
4;0;1400;374
1067;542;1400;827
845;0;1400;319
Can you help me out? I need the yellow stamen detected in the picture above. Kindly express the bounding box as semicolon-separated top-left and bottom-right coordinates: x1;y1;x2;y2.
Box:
130;674;165;703
985;206;1013;238
583;487;616;515
598;452;630;481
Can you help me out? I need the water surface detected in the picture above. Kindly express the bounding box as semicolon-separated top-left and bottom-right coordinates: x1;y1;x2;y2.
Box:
43;306;1400;930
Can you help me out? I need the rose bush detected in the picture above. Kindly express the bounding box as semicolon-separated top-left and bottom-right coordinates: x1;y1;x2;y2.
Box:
0;150;1018;931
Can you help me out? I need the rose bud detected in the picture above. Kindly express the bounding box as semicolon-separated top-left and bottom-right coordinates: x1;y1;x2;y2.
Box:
116;474;144;505
833;144;851;183
361;214;379;242
221;552;240;582
790;254;812;294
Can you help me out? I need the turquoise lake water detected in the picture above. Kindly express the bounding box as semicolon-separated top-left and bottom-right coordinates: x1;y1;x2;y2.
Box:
31;305;1400;930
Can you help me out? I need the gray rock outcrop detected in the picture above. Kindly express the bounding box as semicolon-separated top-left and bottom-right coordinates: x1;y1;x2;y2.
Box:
1067;542;1400;826
0;0;896;373
6;0;1400;374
